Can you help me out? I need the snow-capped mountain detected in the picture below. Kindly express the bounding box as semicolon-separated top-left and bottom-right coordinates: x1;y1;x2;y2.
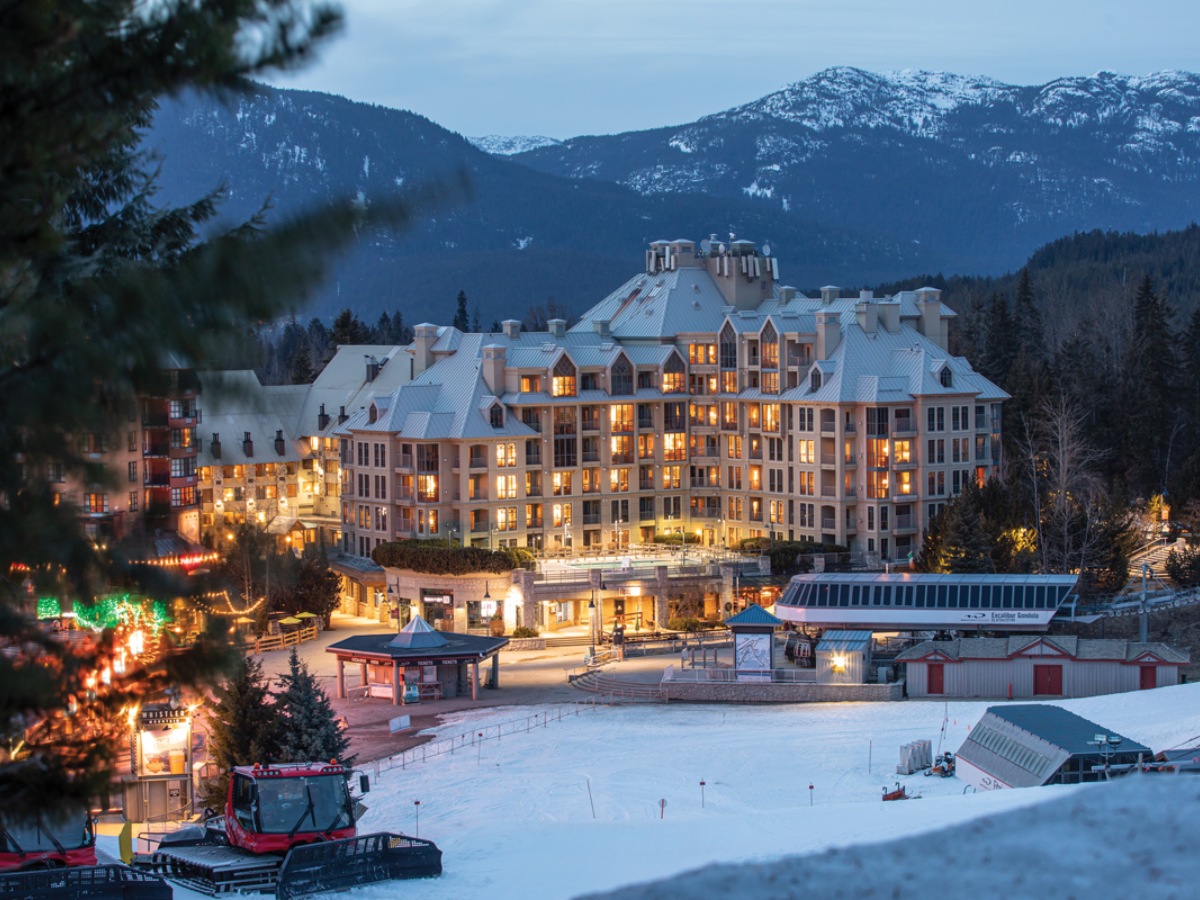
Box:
516;67;1200;274
145;85;914;323
468;134;562;155
143;69;1200;322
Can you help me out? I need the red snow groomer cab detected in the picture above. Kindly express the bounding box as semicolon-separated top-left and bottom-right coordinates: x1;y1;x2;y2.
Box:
0;809;97;871
141;761;441;898
0;808;171;900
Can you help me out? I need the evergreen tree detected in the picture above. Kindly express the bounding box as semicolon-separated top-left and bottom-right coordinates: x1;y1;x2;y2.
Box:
452;290;470;331
331;308;370;346
937;482;996;573
0;0;438;819
1119;275;1179;494
273;547;341;626
276;649;353;767
204;655;283;805
288;334;316;384
979;292;1017;384
1012;268;1045;360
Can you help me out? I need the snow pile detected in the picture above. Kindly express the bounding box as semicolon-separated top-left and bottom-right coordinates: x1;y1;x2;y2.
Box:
586;774;1200;899
149;682;1199;900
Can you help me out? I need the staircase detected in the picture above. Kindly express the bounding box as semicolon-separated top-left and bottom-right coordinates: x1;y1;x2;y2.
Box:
544;634;595;649
569;670;665;703
1129;539;1181;581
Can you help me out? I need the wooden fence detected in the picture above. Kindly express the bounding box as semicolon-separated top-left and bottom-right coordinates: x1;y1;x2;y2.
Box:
251;623;319;654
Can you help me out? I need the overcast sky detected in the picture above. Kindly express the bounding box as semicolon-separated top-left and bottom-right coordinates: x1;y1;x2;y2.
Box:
273;0;1197;139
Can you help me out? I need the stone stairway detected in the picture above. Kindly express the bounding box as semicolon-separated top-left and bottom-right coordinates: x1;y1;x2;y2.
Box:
569;670;665;702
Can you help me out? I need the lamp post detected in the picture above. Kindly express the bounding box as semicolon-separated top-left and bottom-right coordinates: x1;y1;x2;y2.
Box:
588;594;597;661
490;523;498;551
1091;734;1122;780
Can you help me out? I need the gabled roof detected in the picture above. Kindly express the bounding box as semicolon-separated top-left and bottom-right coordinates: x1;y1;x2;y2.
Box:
895;636;1189;664
987;705;1151;757
338;334;535;441
816;630;874;652
801;323;1008;405
725;604;782;626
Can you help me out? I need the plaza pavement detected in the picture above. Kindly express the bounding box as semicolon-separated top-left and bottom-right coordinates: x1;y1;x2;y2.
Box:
250;613;678;764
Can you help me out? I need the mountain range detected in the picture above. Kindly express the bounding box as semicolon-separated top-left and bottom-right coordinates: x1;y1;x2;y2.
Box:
144;67;1200;324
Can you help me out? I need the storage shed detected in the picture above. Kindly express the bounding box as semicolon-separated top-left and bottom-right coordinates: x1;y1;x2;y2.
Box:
895;636;1188;699
955;705;1151;790
815;630;873;684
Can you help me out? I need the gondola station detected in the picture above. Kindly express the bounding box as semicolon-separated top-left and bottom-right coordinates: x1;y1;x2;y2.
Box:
326;616;508;705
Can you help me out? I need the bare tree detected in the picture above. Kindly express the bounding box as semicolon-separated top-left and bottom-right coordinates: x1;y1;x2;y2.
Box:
1018;394;1113;575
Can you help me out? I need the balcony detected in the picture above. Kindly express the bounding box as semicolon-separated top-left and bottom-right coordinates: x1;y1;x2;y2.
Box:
468;455;487;469
820;453;837;467
894;514;918;532
396;453;414;469
582;513;602;526
143;443;168;458
892;418;916;436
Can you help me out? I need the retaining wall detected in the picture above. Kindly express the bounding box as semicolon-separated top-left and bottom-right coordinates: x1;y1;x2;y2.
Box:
661;681;905;703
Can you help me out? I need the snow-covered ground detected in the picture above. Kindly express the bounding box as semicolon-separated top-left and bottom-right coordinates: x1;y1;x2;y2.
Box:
115;683;1200;900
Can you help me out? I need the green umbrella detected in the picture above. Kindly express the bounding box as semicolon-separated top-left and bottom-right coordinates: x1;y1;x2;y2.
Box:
278;616;302;625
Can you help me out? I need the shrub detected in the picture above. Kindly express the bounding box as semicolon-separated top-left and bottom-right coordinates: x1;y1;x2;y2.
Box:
667;617;707;632
511;626;539;638
371;540;533;575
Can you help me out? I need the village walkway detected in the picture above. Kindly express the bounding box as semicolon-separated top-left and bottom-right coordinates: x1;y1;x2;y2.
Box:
248;613;679;764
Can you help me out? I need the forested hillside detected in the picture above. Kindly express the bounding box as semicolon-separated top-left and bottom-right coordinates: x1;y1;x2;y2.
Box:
909;227;1200;589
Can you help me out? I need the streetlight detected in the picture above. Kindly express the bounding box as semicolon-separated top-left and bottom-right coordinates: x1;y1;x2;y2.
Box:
490;523;498;551
1091;734;1123;780
588;594;597;662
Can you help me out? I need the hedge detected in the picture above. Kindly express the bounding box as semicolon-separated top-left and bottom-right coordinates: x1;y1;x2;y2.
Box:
372;540;534;575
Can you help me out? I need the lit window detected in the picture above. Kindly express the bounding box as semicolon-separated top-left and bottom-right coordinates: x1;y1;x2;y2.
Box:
552;357;577;397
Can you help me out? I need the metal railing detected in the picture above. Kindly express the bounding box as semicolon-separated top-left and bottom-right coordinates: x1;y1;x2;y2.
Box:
662;665;815;684
371;701;604;775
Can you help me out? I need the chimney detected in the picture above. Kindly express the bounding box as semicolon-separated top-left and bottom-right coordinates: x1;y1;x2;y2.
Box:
482;343;507;394
318;403;330;431
548;318;566;339
856;301;877;334
242;431;253;458
778;286;797;303
880;301;900;333
592;319;611;340
705;239;775;310
365;355;382;382
820;285;839;306
338;405;348;424
411;323;439;376
211;432;221;460
274;429;286;456
916;288;946;349
816;311;841;360
502;319;521;339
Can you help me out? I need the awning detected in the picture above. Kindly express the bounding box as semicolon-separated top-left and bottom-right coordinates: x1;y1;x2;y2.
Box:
266;516;298;535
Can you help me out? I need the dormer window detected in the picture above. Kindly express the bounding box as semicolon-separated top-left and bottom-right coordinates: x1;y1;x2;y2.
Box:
552;356;577;397
939;366;953;388
610;356;633;395
662;354;686;393
489;405;504;429
810;369;822;391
